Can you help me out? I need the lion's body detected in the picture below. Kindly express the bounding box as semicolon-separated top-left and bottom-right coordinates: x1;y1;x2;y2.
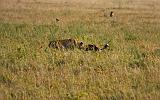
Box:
49;39;83;49
49;39;109;51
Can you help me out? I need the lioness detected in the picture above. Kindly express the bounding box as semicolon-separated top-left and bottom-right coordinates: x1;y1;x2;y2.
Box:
49;39;110;51
49;39;83;49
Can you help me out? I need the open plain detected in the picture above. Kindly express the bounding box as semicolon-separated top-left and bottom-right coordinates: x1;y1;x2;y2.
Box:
0;0;160;99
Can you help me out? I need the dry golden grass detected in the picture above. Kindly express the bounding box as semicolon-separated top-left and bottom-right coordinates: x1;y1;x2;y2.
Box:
0;0;160;100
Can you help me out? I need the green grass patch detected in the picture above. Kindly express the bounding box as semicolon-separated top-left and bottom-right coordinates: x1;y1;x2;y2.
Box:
0;7;160;99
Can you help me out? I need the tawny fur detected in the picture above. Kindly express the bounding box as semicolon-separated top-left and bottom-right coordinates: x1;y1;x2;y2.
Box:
49;39;83;49
49;39;110;51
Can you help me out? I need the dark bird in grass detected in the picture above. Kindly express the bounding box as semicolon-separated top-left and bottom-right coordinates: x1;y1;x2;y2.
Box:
56;18;60;22
110;11;114;17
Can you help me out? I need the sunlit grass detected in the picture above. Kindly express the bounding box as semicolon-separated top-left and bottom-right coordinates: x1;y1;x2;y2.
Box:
0;1;160;99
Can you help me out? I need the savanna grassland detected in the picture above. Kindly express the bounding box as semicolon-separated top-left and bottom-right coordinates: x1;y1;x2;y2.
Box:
0;0;160;100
